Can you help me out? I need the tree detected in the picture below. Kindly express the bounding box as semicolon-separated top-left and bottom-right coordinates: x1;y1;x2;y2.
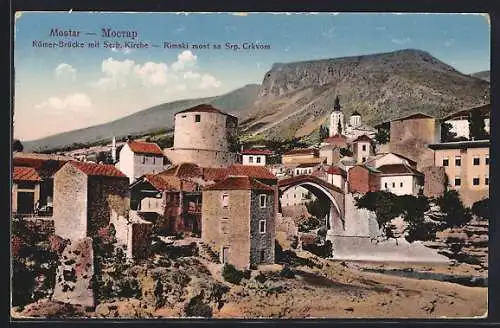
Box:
337;118;342;135
339;147;352;157
374;125;390;144
319;125;329;140
471;198;489;221
440;122;457;142
436;190;473;228
305;198;331;225
469;108;489;140
13;139;24;152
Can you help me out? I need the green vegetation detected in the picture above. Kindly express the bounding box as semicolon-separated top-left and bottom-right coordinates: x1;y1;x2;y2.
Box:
469;108;489;140
319;125;329;140
471;198;489;221
222;264;245;285
355;190;471;243
374;124;390;144
13;139;24;152
305;198;330;225
440;122;457;143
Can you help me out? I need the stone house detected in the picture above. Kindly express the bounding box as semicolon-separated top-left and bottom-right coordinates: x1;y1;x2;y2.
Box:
364;152;418;169
347;164;381;194
294;163;321;176
352;134;374;164
12;166;42;215
319;144;342;166
322;134;349;149
13;152;71;215
385;112;441;170
241;149;273;166
116;140;169;183
326;166;347;191
201;176;276;269
428;139;490;206
53;161;130;242
378;164;424;196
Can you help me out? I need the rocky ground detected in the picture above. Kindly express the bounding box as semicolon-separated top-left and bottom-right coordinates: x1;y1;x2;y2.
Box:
11;237;488;320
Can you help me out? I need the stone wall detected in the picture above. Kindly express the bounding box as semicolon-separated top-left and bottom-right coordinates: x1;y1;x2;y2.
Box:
423;166;447;199
201;189;251;270
53;164;88;241
87;176;130;236
52;237;95;307
164;148;238;168
341;193;379;238
127;218;153;260
249;190;276;266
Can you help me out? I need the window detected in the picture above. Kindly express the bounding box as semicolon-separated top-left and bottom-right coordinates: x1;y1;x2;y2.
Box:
455;177;461;186
142;156;146;164
260;249;266;262
249;156;254;163
362;145;366;151
221;194;229;208
442;158;449;167
485;156;489;165
384;182;388;189
220;219;229;234
362;157;366;162
256;156;261;163
195;114;201;122
259;194;267;208
485;176;489;185
400;182;403;188
473;177;480;186
153;157;156;164
455;156;461;167
392;182;395;188
259;220;266;233
473;157;480;166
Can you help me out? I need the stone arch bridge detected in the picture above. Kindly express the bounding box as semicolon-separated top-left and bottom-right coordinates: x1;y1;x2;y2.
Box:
278;175;345;233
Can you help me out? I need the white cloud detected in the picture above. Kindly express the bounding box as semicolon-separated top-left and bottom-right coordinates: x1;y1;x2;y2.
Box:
92;57;135;89
35;93;92;113
444;39;454;47
55;63;76;80
183;70;221;89
391;37;411;45
134;62;169;86
171;50;198;71
111;47;133;55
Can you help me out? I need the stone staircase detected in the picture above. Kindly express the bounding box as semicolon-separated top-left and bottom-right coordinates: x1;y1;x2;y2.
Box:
197;241;220;263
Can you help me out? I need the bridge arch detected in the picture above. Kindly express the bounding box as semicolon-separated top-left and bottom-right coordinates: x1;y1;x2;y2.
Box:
278;176;345;233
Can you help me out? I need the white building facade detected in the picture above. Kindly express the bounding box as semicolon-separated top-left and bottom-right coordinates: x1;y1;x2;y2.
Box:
117;141;168;183
241;149;273;166
378;164;423;196
329;96;345;137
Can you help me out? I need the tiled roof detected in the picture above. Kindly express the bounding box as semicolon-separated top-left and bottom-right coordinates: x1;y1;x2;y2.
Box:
364;152;417;167
227;164;277;181
283;148;316;156
175;104;237;118
377;164;423;176
158;163;202;179
241;149;274;155
202;167;229;182
127;141;164;156
204;176;274;192
428;140;490;150
69;161;127;178
327;166;347;177
143;174;177;191
13;157;68;175
351;164;381;174
353;134;372;143
323;135;348;146
13;166;42;182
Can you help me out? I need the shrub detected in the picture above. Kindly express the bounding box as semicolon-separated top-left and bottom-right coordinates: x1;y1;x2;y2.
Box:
437;190;473;228
279;266;295;278
242;270;251;280
255;272;267;284
184;292;212;318
472;198;490;220
222;264;244;285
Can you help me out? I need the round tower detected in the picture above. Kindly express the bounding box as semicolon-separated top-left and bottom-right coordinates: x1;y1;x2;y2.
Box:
350;110;361;128
329;96;345;136
166;104;239;167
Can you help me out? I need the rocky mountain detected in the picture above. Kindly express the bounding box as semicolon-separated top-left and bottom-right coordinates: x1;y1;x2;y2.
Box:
471;70;490;82
23;84;261;152
241;49;490;141
23;49;490;151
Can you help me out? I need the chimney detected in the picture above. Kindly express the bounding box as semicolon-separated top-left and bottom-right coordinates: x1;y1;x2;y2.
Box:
112;136;117;163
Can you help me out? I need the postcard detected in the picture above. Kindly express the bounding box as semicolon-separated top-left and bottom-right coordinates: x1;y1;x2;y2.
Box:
11;12;490;319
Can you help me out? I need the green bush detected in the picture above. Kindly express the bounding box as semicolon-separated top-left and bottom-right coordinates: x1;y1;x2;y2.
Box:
279;266;295;278
184;292;212;318
255;273;267;284
472;198;489;220
222;264;244;285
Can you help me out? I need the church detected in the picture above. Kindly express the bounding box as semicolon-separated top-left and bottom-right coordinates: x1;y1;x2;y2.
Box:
328;96;376;140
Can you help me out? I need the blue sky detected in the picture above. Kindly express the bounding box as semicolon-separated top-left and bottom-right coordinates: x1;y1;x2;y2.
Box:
14;12;490;141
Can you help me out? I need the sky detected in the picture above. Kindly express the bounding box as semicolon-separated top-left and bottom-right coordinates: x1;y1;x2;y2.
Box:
13;12;490;141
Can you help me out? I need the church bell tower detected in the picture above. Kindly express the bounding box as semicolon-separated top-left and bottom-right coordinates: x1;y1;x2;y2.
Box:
329;95;345;137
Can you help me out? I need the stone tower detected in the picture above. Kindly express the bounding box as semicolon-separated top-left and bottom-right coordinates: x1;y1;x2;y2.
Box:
329;96;345;136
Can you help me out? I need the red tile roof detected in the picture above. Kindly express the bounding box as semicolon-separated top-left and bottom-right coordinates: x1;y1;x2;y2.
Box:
241;149;274;155
227;164;277;181
159;163;203;179
323;135;348;146
202;167;229;182
327;166;347;177
175;104;236;118
283;148;317;156
143;174;177;191
13;157;68;174
377;164;423;176
13;166;42;182
127;141;164;156
68;161;127;178
353;134;372;143
204;176;274;192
